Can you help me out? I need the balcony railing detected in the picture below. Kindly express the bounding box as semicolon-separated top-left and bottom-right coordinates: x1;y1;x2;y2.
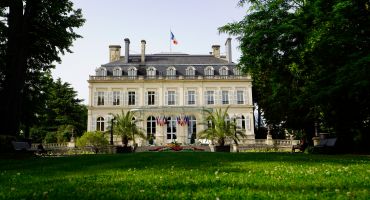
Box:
89;75;250;81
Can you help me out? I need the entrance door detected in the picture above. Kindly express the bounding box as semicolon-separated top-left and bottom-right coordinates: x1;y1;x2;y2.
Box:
166;116;177;143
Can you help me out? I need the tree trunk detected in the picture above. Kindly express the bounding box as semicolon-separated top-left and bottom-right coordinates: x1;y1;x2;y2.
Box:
0;0;30;137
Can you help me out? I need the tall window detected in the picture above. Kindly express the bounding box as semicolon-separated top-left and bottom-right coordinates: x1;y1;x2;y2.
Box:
96;117;105;131
222;91;229;104
167;116;177;141
97;92;105;105
113;67;122;76
147;116;156;145
219;66;229;76
188;116;196;144
237;91;244;104
204;66;214;76
147;91;155;105
187;91;195;105
206;91;215;105
128;67;137;78
113;91;120;106
147;67;156;77
166;67;176;77
167;91;176;105
128;91;136;105
185;66;195;76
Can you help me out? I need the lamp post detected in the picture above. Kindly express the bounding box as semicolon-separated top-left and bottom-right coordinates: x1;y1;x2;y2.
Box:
110;117;115;145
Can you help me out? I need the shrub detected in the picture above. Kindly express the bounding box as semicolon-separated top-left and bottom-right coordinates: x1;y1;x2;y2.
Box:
76;131;108;154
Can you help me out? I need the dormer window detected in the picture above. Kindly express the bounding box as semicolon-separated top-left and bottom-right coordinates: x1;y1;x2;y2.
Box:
166;66;176;77
219;66;229;76
147;66;156;77
233;68;241;76
113;67;122;76
204;66;214;76
128;66;137;77
185;66;195;76
95;67;107;76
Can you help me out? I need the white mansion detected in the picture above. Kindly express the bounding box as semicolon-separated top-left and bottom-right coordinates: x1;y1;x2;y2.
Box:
87;38;254;146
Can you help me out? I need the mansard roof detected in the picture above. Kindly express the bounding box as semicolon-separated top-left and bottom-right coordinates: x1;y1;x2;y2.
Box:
102;53;234;66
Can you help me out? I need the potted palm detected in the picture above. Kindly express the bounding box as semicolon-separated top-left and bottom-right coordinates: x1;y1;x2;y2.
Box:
110;110;146;153
199;107;245;152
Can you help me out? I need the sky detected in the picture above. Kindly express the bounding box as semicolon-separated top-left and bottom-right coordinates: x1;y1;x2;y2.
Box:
52;0;247;104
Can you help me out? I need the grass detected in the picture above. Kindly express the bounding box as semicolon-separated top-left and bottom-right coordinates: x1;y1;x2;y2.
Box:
0;152;369;199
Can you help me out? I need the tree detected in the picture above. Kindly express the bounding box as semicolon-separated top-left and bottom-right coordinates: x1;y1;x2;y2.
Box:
29;78;87;143
199;107;245;147
220;0;370;151
111;110;146;148
0;0;85;137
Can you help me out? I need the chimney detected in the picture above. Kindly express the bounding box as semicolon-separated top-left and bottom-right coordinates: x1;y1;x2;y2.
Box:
211;45;220;58
124;38;130;63
141;40;146;64
225;38;232;63
109;45;121;62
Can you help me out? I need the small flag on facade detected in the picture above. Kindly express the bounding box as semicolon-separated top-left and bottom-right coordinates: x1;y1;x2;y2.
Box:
170;31;178;45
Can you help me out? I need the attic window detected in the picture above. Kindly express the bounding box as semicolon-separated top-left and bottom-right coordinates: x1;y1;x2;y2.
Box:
96;67;107;76
204;66;214;76
219;66;229;76
128;66;137;77
113;67;122;76
166;66;176;77
185;66;195;76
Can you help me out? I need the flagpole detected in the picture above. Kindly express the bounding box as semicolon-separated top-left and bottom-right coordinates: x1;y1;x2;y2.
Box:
169;29;172;53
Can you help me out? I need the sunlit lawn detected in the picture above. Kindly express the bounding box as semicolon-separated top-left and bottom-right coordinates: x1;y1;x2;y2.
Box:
0;152;369;199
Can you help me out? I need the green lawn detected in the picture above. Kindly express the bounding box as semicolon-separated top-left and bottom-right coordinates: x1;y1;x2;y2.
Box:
0;152;369;199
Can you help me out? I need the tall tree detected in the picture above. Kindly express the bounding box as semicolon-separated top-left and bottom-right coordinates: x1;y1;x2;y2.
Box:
0;0;84;137
220;0;370;151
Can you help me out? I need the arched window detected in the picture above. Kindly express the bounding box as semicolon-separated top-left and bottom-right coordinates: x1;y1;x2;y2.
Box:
95;67;107;76
204;66;214;76
233;68;241;76
147;116;156;145
166;116;177;142
146;67;156;77
166;66;176;77
219;66;229;76
96;117;105;131
188;116;196;144
185;66;195;76
128;66;137;77
113;67;122;76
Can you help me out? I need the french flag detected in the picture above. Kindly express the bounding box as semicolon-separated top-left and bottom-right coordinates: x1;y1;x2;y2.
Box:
171;31;178;45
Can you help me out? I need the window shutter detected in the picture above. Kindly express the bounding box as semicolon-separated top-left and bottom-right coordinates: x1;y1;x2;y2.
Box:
234;91;238;104
108;92;112;106
194;90;198;105
124;91;128;106
165;91;168;106
94;92;98;106
119;91;123;106
185;91;188;105
155;92;158;106
216;90;220;105
144;91;148;106
91;116;96;131
103;92;108;106
135;91;139;106
246;115;251;131
175;91;178;105
229;90;233;104
245;90;248;105
105;115;111;132
203;91;207;105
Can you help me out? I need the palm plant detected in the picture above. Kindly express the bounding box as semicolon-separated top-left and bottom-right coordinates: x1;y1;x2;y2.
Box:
199;107;245;147
110;110;146;147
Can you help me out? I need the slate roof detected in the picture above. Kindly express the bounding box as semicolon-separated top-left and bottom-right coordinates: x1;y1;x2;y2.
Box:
98;54;238;76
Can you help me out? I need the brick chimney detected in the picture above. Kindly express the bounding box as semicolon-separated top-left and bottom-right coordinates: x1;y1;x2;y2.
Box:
225;38;232;63
124;38;130;63
212;45;220;58
109;45;121;62
141;40;146;64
